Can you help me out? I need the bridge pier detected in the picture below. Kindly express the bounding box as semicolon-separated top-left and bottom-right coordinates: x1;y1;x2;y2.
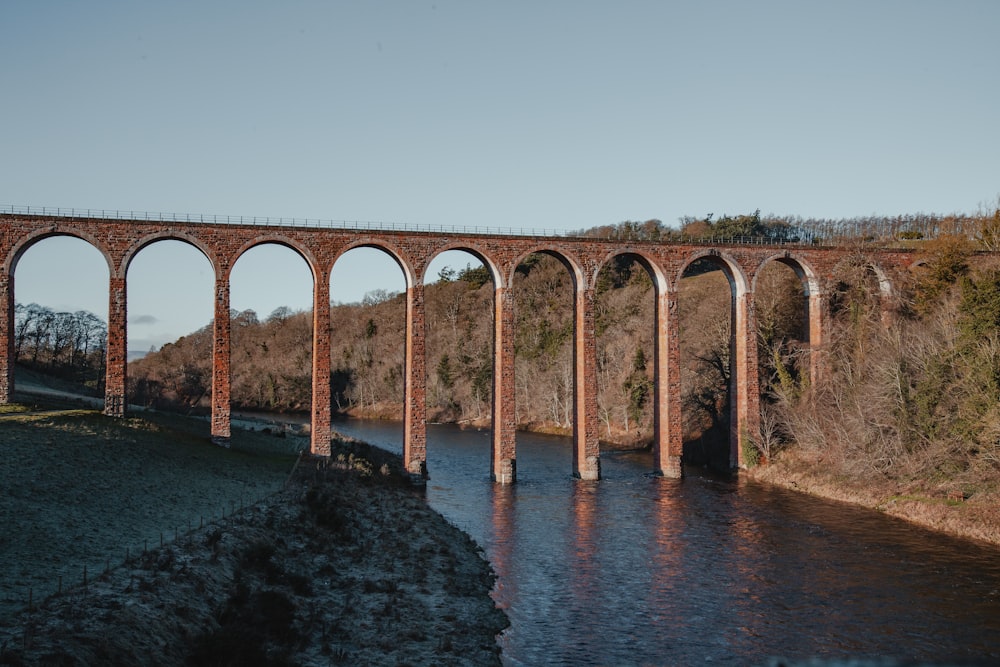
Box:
104;275;127;418
573;286;601;481
734;290;760;469
210;276;231;447
653;289;683;478
311;271;332;456
403;282;428;478
808;291;828;388
492;285;517;483
0;270;12;404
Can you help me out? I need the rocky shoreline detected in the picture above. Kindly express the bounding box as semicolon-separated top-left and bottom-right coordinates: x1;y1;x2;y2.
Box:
0;407;508;666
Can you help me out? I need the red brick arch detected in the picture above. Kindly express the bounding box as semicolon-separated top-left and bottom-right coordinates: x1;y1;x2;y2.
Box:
509;245;587;290
420;242;503;289
676;248;752;297
230;235;320;285
332;239;417;290
6;226;114;277
122;231;219;280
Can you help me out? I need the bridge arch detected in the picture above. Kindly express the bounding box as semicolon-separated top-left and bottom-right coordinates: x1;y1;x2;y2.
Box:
592;248;669;293
6;227;114;277
507;245;599;479
330;240;426;475
751;252;825;444
676;248;751;298
752;251;821;297
676;248;756;470
124;239;215;414
121;231;218;280
7;231;111;370
421;245;500;474
421;242;503;290
510;245;587;291
592;249;680;475
333;238;418;292
831;253;894;300
7;229;121;414
230;235;321;285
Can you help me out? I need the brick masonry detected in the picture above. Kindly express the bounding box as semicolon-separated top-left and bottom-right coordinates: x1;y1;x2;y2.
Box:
0;214;922;482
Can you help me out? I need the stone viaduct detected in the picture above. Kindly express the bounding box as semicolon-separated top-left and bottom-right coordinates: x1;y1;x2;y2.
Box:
0;211;921;483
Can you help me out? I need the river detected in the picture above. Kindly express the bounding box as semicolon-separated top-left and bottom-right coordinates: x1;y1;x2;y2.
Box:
327;419;1000;665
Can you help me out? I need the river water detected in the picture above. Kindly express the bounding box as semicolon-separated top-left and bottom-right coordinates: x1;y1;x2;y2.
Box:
328;419;1000;665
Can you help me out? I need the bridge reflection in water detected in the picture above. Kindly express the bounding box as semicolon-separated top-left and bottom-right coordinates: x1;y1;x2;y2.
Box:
1;211;919;481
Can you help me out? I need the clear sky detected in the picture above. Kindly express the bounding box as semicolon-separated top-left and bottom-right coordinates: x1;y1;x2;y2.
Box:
4;1;998;350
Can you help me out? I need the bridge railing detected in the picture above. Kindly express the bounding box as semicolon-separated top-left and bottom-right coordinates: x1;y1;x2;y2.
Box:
1;204;578;239
10;204;935;248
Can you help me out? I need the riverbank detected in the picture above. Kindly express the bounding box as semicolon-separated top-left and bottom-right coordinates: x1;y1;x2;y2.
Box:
747;448;1000;548
0;402;507;665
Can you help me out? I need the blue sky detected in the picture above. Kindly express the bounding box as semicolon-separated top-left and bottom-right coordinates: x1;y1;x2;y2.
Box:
4;1;998;350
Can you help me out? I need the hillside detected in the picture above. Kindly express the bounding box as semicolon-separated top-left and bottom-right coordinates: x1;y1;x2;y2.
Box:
754;235;1000;544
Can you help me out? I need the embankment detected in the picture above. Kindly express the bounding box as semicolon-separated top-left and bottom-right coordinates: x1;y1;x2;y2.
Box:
747;449;1000;548
0;403;507;665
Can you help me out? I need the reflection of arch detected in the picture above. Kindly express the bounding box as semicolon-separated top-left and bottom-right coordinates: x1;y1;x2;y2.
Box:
7;228;114;277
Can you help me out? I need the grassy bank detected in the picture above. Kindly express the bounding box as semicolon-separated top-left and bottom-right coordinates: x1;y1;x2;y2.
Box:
0;402;507;665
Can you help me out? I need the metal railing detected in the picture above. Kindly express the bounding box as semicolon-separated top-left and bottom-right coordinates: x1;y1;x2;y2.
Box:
9;203;957;248
1;204;575;239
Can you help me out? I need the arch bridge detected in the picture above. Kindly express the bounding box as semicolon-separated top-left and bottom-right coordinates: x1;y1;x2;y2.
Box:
0;212;921;482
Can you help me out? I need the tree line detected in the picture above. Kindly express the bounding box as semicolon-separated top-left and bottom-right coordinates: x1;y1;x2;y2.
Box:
13;303;107;390
578;206;1000;246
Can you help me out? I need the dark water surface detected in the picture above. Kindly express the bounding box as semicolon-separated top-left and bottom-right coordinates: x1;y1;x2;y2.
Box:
331;419;1000;665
